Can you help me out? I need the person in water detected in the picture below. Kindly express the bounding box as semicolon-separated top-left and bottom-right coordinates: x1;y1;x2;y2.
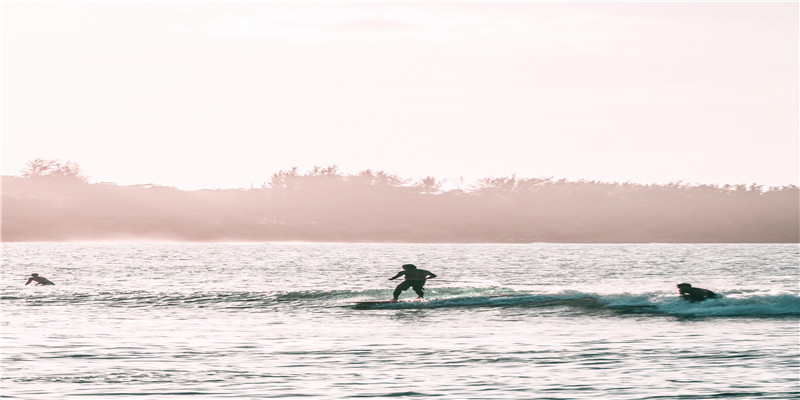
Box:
677;283;717;302
389;264;437;301
25;273;55;286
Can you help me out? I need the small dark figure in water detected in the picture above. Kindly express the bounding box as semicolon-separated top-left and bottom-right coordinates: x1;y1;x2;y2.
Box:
25;273;55;286
677;283;717;302
389;264;437;301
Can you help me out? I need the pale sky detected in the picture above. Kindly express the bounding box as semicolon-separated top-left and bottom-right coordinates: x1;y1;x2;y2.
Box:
2;2;798;190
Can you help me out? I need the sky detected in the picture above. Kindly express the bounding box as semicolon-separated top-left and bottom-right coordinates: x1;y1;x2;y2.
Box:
2;1;798;190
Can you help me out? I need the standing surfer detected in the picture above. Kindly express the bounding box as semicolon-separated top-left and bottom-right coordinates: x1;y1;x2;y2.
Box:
389;264;436;301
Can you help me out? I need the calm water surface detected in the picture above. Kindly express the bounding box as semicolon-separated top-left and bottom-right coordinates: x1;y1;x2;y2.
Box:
2;243;798;399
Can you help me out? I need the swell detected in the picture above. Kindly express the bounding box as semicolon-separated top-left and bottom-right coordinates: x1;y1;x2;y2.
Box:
3;287;798;318
352;289;800;318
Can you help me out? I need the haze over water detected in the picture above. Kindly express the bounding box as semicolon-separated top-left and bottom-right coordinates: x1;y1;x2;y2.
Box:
2;243;798;399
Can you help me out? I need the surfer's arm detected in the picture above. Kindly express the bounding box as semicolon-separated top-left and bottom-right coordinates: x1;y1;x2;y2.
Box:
25;278;33;286
427;272;437;279
388;272;404;280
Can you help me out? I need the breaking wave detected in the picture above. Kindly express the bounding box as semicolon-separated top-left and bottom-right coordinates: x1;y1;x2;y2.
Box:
350;289;800;318
3;287;798;318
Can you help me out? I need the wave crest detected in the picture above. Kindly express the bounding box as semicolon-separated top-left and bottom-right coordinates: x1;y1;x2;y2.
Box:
5;287;798;317
351;289;800;318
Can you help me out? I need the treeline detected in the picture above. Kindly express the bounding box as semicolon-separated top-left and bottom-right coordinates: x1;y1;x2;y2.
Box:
2;166;798;242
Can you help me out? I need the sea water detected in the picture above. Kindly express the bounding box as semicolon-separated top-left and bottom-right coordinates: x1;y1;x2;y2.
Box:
1;243;798;399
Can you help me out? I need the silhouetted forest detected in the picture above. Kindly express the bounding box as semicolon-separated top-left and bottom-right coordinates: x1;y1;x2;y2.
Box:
2;166;798;243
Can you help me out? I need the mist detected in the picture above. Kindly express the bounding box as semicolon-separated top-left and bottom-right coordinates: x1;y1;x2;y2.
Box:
2;167;798;243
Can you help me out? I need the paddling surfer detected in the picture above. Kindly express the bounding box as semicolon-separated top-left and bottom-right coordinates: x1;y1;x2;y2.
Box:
389;264;436;301
25;273;55;286
677;283;717;302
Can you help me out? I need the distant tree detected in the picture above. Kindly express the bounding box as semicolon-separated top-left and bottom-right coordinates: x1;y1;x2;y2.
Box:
476;175;517;194
269;167;300;189
21;158;87;181
352;170;404;187
268;166;346;190
309;165;340;177
419;176;440;192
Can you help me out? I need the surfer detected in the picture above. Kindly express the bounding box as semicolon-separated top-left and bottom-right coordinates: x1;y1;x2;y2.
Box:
677;283;716;302
25;273;55;286
389;264;437;301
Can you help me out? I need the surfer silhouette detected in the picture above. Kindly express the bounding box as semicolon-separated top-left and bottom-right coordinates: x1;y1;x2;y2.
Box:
677;283;717;302
389;264;436;301
25;273;55;286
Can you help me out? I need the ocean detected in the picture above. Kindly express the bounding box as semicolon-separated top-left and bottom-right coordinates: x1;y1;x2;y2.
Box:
1;243;798;399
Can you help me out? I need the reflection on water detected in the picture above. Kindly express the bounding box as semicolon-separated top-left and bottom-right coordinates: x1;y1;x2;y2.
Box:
390;309;429;322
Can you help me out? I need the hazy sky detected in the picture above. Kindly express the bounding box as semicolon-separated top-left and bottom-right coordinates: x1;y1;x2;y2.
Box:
2;2;798;190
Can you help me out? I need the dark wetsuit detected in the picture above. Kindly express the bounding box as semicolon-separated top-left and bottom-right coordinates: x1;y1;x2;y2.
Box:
393;279;427;299
679;287;717;302
391;269;436;300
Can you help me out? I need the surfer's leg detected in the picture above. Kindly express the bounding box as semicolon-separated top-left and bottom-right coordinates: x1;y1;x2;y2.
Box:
393;281;412;300
411;281;425;298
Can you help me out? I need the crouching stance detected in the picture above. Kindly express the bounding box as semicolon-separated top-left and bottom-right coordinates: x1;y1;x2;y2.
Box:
389;264;436;301
677;283;717;302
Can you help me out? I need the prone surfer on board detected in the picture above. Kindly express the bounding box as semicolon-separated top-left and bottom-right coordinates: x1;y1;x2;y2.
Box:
389;264;436;301
677;283;717;302
25;273;55;286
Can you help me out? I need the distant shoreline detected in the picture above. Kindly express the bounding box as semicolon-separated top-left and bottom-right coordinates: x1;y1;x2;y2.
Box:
3;175;798;243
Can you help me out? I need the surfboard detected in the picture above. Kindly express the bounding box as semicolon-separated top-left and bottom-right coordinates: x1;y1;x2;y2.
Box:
351;299;425;309
353;300;398;306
